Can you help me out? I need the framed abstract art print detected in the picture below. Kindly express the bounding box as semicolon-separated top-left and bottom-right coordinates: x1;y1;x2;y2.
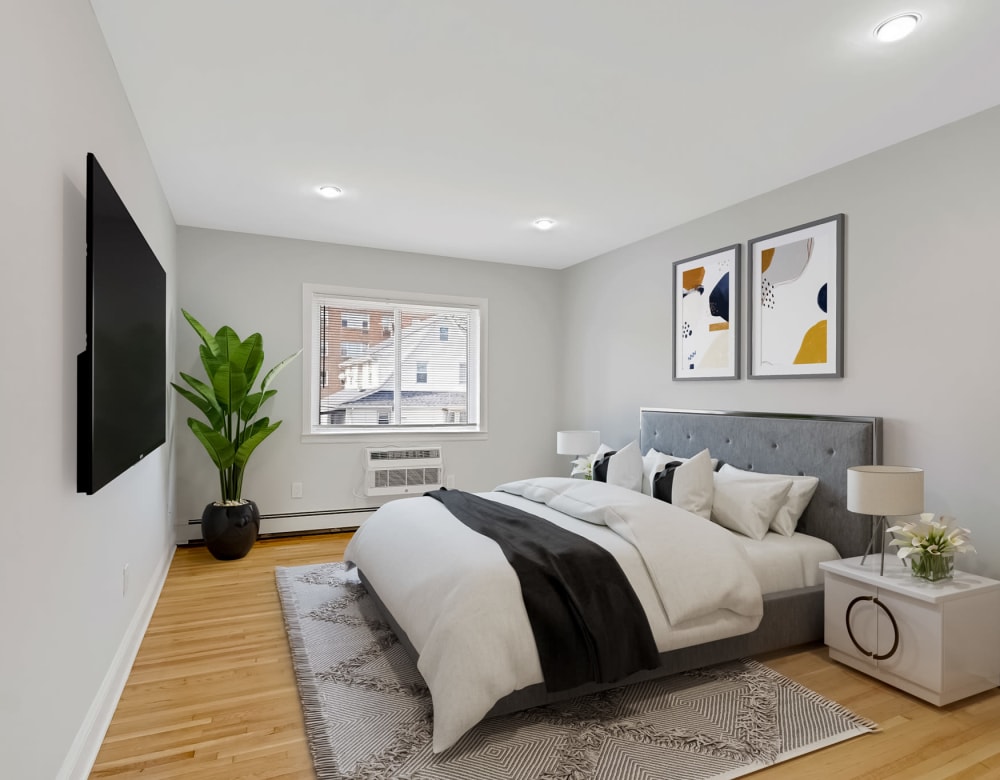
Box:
672;244;740;380
748;214;844;379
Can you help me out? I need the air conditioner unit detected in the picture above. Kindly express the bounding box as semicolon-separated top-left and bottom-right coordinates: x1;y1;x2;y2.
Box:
364;445;443;497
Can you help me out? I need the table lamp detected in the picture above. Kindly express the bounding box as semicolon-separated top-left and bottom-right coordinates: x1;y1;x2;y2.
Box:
847;465;924;575
556;430;600;476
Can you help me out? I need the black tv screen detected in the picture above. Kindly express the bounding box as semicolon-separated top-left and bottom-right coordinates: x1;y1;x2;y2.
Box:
78;153;166;495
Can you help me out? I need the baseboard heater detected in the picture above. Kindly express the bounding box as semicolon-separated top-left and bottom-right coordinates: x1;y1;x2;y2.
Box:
181;507;374;544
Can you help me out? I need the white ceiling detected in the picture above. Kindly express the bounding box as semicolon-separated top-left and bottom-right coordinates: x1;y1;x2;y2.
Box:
90;0;1000;270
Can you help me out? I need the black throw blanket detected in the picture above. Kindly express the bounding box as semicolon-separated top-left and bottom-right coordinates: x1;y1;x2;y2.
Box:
426;488;660;692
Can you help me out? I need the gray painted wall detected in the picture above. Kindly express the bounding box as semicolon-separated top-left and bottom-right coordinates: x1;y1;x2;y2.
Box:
562;105;1000;578
174;228;565;531
0;1;177;776
7;3;1000;772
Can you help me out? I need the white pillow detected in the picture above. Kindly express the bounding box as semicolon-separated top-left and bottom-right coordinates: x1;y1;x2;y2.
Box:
641;449;718;495
642;449;673;496
711;472;793;540
648;448;714;520
594;440;643;492
717;464;819;536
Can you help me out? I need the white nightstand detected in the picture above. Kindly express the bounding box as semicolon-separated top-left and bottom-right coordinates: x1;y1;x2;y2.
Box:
820;555;1000;705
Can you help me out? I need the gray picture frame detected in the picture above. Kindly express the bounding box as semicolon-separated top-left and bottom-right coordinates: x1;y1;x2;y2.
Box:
672;243;741;381
748;214;845;379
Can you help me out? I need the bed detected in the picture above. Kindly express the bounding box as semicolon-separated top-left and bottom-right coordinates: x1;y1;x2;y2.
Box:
344;408;881;753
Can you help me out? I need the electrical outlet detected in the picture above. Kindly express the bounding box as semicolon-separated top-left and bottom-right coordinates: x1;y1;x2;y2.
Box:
122;563;129;598
446;474;456;489
291;482;303;498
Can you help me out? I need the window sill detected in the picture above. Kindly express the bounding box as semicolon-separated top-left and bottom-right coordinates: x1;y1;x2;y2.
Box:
302;426;488;444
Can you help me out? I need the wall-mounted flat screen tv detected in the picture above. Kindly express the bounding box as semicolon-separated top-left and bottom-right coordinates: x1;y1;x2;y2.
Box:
78;152;166;495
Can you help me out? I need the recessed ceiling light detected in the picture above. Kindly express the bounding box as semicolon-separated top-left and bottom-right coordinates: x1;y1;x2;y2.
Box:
533;217;557;231
317;185;343;198
874;13;920;43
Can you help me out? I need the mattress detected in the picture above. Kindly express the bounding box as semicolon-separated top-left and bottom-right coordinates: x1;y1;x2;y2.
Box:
735;531;841;594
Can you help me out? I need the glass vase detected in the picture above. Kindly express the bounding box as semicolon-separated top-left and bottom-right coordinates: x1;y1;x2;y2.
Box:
909;551;954;582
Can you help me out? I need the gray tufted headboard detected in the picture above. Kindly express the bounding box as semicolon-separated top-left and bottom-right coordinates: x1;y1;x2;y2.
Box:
638;408;882;558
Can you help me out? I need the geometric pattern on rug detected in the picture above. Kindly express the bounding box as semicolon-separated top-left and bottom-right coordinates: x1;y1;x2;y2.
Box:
276;562;876;780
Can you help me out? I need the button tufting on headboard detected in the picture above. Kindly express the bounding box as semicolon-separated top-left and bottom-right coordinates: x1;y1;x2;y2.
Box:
639;409;881;558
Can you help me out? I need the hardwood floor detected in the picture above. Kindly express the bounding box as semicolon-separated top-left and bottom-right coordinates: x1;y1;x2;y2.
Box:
91;534;1000;778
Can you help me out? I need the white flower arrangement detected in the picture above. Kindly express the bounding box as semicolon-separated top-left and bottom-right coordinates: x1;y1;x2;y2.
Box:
887;513;976;560
570;454;596;479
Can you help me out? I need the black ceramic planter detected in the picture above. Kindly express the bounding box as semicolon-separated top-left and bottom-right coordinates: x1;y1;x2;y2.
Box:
201;500;260;560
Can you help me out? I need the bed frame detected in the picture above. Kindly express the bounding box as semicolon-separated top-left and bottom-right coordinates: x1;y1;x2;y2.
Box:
361;408;882;717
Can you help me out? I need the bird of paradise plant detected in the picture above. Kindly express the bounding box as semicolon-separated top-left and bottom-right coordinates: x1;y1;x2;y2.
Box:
171;310;301;504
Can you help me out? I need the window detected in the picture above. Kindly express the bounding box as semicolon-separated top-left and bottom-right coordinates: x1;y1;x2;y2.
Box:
340;342;369;358
341;312;370;330
303;284;486;435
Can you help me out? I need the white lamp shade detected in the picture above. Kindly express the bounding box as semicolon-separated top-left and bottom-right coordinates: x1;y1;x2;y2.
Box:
847;465;924;516
556;430;600;455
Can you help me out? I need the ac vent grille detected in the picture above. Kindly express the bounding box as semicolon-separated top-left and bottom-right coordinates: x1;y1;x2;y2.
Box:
368;447;441;462
364;446;443;496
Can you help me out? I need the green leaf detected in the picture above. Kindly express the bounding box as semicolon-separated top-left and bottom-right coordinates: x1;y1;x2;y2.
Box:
215;326;243;365
231;333;265;387
238;417;271;445
187;418;235;470
171;383;225;431
199;344;224;380
211;364;250;415
234;420;281;471
261;349;303;391
182;310;219;357
239;389;277;422
177;372;222;415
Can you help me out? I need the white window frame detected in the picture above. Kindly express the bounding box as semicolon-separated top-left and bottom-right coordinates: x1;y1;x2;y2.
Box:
302;283;488;440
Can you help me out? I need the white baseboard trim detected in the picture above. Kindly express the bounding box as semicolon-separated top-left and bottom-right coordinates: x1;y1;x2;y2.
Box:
57;542;175;780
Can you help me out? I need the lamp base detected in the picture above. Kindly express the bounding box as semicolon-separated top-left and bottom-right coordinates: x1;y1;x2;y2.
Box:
860;515;889;575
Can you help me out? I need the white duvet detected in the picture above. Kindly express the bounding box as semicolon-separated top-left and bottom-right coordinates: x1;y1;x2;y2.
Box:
343;477;764;753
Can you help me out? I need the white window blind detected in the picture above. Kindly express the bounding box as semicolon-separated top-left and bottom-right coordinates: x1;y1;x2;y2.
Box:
304;285;485;434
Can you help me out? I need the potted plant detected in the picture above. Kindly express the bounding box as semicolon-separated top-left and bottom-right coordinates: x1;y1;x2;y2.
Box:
172;310;301;560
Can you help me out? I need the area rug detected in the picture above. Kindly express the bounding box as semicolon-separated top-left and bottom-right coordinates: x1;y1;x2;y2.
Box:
276;562;876;780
